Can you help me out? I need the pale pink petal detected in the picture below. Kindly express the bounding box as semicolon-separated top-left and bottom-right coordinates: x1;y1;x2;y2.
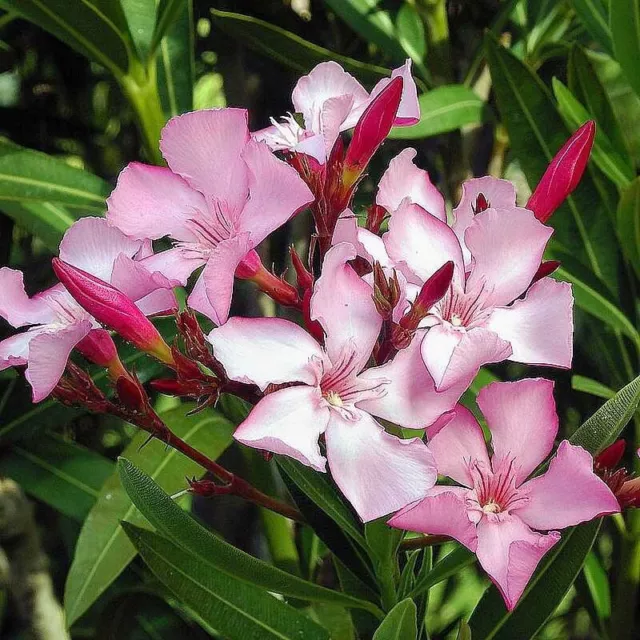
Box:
294;133;327;163
292;61;368;133
487;278;573;368
188;233;252;325
0;330;39;369
377;149;445;220
357;332;459;429
137;247;206;287
207;317;325;391
110;255;178;316
59;217;142;281
453;177;516;261
388;486;478;550
477;379;558;484
325;410;437;522
421;325;512;391
0;268;57;328
252;124;289;152
384;200;464;285
427;404;491;487
234;386;330;472
320;94;355;154
237;140;313;246
476;514;560;610
516;441;620;530
465;207;553;308
332;210;392;267
368;60;420;126
310;243;381;371
160;108;250;211
106;162;206;241
25;320;92;402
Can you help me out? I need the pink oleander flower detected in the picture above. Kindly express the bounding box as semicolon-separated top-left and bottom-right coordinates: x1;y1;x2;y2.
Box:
389;378;620;610
207;243;477;522
106;108;313;325
0;218;176;401
253;60;419;164
335;153;573;390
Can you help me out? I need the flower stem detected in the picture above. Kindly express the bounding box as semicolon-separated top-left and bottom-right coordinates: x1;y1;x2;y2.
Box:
399;535;450;552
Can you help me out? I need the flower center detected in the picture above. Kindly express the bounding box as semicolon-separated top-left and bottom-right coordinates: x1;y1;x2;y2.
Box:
450;313;463;327
325;390;344;407
482;499;501;514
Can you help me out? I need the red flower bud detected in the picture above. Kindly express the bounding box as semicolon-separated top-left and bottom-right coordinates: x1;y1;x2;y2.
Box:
289;246;314;291
116;374;149;412
595;439;626;471
342;76;403;191
52;258;174;364
236;250;300;308
473;193;490;213
527;121;595;223
530;260;561;286
372;263;401;320
366;204;386;234
76;329;128;380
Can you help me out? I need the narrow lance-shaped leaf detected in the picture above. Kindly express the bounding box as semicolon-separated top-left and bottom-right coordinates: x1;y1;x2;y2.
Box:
610;0;640;100
569;0;613;55
372;599;417;640
616;177;640;280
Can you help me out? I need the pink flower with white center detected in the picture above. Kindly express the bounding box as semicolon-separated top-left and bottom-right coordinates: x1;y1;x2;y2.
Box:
389;378;620;610
207;243;474;522
106;108;313;325
253;60;419;163
0;218;177;401
335;159;573;390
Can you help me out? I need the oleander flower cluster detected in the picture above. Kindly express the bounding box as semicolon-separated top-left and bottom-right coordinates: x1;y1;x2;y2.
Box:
0;60;629;610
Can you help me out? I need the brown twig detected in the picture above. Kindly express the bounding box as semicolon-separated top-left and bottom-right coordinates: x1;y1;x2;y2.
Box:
399;534;451;551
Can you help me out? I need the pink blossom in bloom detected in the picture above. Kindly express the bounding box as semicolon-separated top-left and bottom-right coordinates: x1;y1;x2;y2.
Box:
207;243;476;522
335;160;573;390
253;60;419;163
0;218;176;401
106;108;313;325
389;379;619;610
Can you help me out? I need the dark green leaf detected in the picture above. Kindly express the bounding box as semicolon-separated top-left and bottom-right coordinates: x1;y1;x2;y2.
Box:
121;0;155;60
117;458;384;617
581;551;611;621
610;0;640;99
150;0;186;57
570;0;613;55
64;405;234;625
210;8;388;84
388;85;488;139
123;523;330;640
408;546;475;599
0;0;134;76
616;177;640;280
372;598;417;640
485;33;620;293
572;375;615;400
311;604;355;640
0;433;113;521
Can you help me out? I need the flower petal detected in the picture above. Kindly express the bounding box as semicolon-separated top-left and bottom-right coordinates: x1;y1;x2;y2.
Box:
487;277;573;368
478;378;558;484
25;320;92;402
421;325;512;391
427;404;491;487
188;233;252;325
384;200;464;285
369;60;420;126
234;386;329;472
377;148;445;220
465;207;553;308
516;441;620;530
332;210;392;267
476;514;560;611
208;316;325;391
0;330;38;369
0;268;57;328
237;140;313;246
357;331;460;429
160;108;250;211
138;247;206;287
310;243;381;372
106;162;206;241
325;410;437;522
388;486;478;550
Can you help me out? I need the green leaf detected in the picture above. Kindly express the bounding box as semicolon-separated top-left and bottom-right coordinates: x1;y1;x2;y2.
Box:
63;405;234;625
0;0;134;77
396;4;426;64
372;599;417;640
570;0;613;55
210;8;388;84
552;78;633;188
610;0;640;99
407;546;475;599
123;523;330;640
156;0;194;117
117;459;384;618
572;375;615;400
322;0;406;62
0;432;113;521
485;33;620;293
388;85;488;139
121;0;156;61
581;551;611;620
569;373;640;454
616;177;640;279
469;519;601;640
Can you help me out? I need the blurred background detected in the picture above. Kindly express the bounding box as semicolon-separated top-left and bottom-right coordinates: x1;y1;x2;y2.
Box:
0;0;638;638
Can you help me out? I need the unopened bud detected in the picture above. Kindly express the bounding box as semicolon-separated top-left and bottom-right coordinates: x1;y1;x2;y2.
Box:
290;246;314;291
372;263;400;320
236;250;300;308
473;193;489;213
76;329;128;380
531;260;561;286
595;439;626;471
527;121;595;223
116;375;148;413
52;259;174;365
366;204;386;234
